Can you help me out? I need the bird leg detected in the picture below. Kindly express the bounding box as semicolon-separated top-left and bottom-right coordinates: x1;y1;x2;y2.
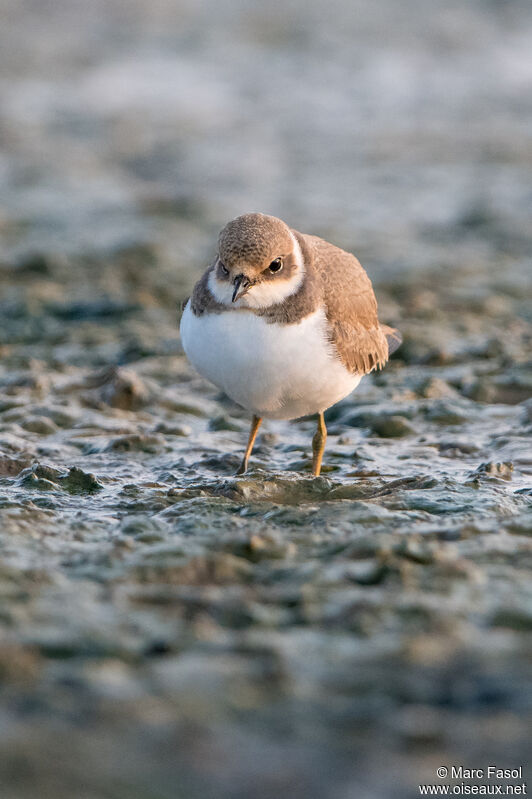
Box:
312;412;327;476
236;415;262;475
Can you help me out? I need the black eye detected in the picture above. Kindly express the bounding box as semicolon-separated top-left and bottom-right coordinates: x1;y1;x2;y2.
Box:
219;262;229;276
268;258;283;273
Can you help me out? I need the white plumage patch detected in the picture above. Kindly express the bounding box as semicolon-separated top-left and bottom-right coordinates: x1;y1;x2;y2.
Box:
180;304;362;420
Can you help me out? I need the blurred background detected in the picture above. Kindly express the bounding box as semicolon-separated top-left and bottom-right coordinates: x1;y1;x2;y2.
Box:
3;0;532;279
0;1;531;798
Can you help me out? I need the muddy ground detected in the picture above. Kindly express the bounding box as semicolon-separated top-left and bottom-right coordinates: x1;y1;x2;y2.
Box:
0;1;531;797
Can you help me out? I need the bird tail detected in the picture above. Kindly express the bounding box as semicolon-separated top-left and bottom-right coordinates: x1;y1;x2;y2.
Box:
380;325;402;357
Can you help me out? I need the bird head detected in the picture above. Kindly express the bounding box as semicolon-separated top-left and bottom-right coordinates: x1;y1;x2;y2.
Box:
207;213;305;308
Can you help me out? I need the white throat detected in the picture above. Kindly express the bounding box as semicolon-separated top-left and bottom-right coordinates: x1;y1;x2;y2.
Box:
208;232;305;309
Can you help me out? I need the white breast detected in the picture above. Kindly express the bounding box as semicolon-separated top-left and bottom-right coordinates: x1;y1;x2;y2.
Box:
180;304;362;420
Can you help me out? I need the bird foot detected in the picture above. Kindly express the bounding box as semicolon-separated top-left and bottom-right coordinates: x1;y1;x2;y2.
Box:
235;459;248;476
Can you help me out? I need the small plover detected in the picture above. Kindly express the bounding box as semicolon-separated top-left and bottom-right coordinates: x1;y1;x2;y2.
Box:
180;213;401;476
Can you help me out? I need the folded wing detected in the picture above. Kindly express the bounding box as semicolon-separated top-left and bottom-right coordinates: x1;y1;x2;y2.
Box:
298;233;401;375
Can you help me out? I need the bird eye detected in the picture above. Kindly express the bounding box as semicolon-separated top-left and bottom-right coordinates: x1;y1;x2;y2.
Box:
219;262;229;276
268;258;283;273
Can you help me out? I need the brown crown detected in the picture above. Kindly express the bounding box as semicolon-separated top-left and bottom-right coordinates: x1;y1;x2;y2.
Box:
218;213;294;268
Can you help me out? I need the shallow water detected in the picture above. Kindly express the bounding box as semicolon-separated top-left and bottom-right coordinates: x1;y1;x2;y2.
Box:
1;1;532;798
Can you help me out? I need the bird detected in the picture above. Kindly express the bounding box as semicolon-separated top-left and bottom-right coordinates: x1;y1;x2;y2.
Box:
180;213;401;477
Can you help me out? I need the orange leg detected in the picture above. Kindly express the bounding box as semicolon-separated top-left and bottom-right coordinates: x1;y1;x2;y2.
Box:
236;415;262;475
312;412;327;476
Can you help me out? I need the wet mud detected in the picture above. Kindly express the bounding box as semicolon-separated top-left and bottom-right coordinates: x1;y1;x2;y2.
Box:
1;1;531;797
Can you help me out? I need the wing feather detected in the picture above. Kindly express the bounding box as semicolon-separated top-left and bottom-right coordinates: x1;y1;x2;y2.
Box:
296;233;400;375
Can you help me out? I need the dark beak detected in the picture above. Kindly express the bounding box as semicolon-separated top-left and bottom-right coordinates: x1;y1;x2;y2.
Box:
232;274;251;302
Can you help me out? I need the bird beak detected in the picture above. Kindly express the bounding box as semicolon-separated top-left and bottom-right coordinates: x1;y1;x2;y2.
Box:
232;274;251;302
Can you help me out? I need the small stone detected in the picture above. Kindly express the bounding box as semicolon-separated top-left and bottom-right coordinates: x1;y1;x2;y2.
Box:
17;463;62;490
16;463;102;493
346;560;388;585
99;367;150;411
58;467;103;493
154;422;191;437
492;372;532;405
106;434;166;453
461;378;497;403
209;415;243;432
439;440;480;455
0;455;32;476
20;416;58;435
466;461;513;483
259;432;279;446
32;406;79;427
371;416;415;438
417;377;458;399
228;533;297;561
18;472;58;491
395;538;435;564
425;400;469;425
